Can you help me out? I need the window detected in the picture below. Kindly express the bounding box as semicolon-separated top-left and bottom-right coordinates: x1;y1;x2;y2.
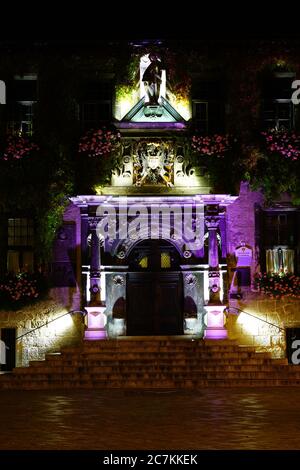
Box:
266;247;294;274
262;210;298;274
7;75;37;136
79;80;112;129
138;256;148;269
264;212;295;246
263;101;294;130
161;252;171;269
192;79;225;133
7;102;35;136
8;218;34;247
7;218;34;273
80;101;111;129
262;73;295;130
192;101;208;133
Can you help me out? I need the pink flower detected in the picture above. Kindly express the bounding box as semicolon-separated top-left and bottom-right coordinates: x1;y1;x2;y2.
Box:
78;127;120;158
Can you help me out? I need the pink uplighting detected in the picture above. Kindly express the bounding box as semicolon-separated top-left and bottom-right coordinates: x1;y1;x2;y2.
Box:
204;305;228;339
84;329;107;340
84;306;107;341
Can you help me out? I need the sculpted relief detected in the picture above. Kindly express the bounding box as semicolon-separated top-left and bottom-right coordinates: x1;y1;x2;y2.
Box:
134;141;174;187
111;140;202;189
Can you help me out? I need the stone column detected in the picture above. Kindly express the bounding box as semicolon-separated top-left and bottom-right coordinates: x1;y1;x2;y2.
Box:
80;208;89;266
84;217;107;340
90;227;101;305
205;214;221;303
204;209;227;339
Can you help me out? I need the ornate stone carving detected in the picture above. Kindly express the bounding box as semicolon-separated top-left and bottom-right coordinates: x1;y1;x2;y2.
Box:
113;275;125;286
90;284;100;294
174;155;194;179
184;274;197;287
88;217;101;230
111;142;133;186
208;271;220;278
116;250;126;259
133;140;174;187
90;269;101;278
205;215;220;230
110;138;208;189
112;155;133;179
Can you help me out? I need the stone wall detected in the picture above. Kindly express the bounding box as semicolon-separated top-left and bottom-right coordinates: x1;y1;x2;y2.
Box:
226;182;264;282
183;271;205;335
0;202;84;368
0;296;84;367
52;202;82;311
225;183;300;358
227;292;300;358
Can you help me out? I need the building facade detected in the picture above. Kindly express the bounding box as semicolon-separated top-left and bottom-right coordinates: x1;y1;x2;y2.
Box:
0;39;300;368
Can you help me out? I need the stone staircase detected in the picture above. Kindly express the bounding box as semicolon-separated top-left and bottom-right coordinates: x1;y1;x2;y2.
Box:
1;337;300;389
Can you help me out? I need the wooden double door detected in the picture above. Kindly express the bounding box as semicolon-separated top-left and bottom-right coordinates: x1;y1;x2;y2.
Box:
127;271;183;336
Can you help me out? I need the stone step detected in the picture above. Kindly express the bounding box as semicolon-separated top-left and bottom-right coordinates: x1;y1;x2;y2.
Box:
22;363;292;375
54;352;271;361
1;338;299;390
35;359;272;370
41;353;275;363
10;370;300;381
67;341;204;346
2;378;300;390
62;342;255;353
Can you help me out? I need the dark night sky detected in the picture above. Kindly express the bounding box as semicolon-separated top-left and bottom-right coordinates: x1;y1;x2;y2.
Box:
0;1;298;44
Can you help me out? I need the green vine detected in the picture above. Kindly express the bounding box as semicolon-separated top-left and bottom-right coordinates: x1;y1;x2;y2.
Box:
115;54;140;101
36;166;74;264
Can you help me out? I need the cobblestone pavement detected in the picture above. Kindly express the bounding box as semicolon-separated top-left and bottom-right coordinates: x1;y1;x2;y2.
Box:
0;388;300;449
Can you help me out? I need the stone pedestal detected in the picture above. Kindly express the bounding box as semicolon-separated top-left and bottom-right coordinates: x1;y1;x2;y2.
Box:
84;305;107;340
204;305;227;339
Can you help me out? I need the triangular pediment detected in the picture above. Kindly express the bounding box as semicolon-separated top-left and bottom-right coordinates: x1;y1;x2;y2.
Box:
121;96;186;124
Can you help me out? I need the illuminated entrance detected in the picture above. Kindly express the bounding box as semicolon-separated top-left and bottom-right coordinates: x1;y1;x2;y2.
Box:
126;240;183;336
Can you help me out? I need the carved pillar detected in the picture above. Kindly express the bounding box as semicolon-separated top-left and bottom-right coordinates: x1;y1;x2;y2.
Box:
204;208;227;339
205;214;221;303
84;217;107;340
80;209;89;266
90;227;101;305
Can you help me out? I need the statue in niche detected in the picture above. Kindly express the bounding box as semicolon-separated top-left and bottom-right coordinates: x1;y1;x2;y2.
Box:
134;141;174;187
142;53;165;106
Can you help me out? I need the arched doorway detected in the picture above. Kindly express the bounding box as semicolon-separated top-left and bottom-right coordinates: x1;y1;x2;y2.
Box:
126;240;183;336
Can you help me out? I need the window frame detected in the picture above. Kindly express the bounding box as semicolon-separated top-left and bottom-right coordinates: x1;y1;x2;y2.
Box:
192;100;209;133
7;217;35;273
